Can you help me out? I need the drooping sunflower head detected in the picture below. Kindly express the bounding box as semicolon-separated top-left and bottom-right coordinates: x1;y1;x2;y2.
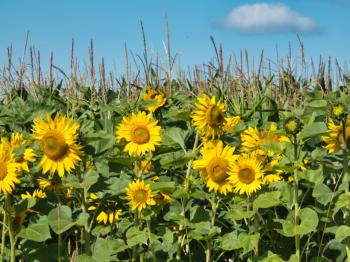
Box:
223;116;242;134
126;179;155;211
116;111;161;156
0;149;21;195
230;154;264;196
96;209;123;225
240;123;290;156
21;189;47;200
323;117;350;153
143;89;167;112
192;94;226;139
284;116;303;135
1;133;36;172
193;140;237;195
134;159;153;176
332;103;346;118
32;113;82;177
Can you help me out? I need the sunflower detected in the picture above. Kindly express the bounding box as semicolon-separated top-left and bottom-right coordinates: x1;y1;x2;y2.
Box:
37;178;61;191
96;209;122;225
1;133;36;172
224;116;242;133
21;189;47;199
143;89;167;112
193;140;237;195
240;123;290;156
116;111;161;156
323;117;350;153
32;113;82;177
230;154;264;196
0;148;21;195
134;159;152;176
126;180;156;211
192;94;226;139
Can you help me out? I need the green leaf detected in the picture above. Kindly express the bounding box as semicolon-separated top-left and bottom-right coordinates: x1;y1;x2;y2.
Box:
253;191;281;209
157;151;194;168
188;221;220;240
299;122;327;140
126;227;148;247
334;193;350;216
48;205;75;234
18;215;51;242
312;184;334;205
163;127;189;151
151;181;176;192
92;238;127;261
218;231;259;255
279;208;319;236
335;226;350;243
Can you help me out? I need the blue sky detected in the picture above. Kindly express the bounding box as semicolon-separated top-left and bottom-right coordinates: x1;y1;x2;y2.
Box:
0;0;349;75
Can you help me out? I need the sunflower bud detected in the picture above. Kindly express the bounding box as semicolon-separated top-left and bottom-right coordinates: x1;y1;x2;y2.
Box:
331;103;346;119
284;116;303;135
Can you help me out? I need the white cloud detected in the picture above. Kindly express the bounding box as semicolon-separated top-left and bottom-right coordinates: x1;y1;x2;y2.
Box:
220;3;318;33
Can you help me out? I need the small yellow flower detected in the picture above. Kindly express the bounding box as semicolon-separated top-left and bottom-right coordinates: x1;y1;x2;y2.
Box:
143;89;167;112
126;180;156;211
96;209;122;225
134;160;152;175
224;116;242;133
21;189;47;199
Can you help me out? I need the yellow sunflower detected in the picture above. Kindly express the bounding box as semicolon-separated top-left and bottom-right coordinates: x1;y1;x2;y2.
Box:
192;94;226;139
134;159;152;176
143;89;167;112
0;148;21;195
193;140;237;195
116;111;161;156
126;179;156;211
96;209;122;225
323;117;350;153
230;154;264;196
240;123;290;156
32;113;82;177
21;189;47;199
1;133;36;172
37;178;61;191
224;116;242;133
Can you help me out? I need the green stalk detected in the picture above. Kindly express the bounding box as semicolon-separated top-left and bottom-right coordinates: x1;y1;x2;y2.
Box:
146;220;156;262
205;195;218;262
5;197;15;262
341;119;350;259
176;132;200;260
342;119;349;193
293;134;300;260
1;211;7;262
132;210;139;262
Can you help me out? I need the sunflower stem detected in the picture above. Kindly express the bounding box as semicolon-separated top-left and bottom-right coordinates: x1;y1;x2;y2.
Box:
342;119;349;193
176;132;200;260
341;119;350;258
206;194;218;262
293;134;300;260
132;210;139;262
146;219;156;262
5;197;15;262
0;210;7;262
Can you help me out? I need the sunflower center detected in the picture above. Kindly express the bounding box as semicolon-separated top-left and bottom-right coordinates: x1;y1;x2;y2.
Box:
132;126;150;144
238;167;255;184
134;190;147;202
42;131;68;160
207;157;228;183
207;105;224;127
337;127;350;148
0;161;7;181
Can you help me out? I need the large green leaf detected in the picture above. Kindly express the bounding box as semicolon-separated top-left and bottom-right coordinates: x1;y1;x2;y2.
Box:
253;191;281;209
18;215;51;242
48;205;75;235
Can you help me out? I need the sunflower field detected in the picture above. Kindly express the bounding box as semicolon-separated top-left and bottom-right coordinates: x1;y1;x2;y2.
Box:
1;69;350;262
